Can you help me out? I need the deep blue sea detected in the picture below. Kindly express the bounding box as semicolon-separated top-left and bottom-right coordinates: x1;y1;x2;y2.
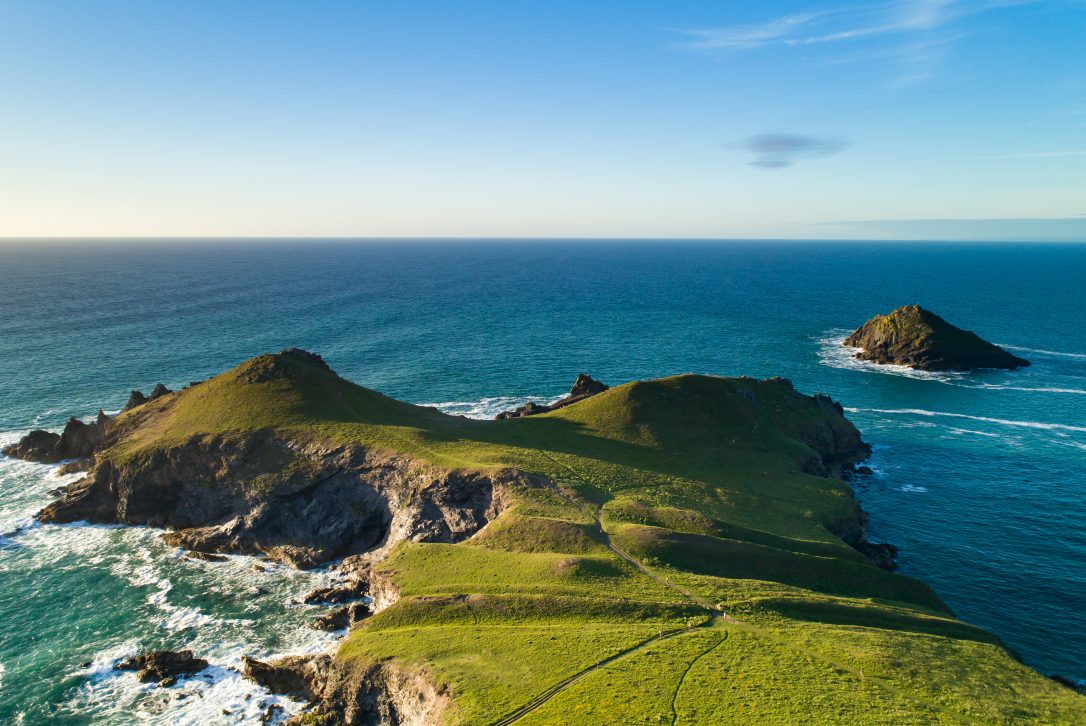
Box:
1;240;1084;723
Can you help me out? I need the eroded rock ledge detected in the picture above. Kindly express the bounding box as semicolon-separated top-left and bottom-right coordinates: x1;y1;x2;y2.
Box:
242;654;447;726
38;436;531;568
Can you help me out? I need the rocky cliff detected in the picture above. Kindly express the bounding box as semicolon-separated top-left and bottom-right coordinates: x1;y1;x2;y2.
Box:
844;305;1029;371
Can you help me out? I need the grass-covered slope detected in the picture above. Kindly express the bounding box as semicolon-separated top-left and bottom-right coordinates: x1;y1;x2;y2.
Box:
92;351;1083;723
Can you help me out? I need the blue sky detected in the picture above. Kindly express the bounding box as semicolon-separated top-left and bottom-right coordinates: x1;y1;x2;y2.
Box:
1;0;1084;239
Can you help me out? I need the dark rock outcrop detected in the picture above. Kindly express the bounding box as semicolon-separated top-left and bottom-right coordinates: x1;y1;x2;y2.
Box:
125;384;173;411
496;373;608;419
243;655;447;725
311;602;371;631
39;434;528;568
2;412;109;464
239;349;332;384
303;578;369;605
124;390;149;411
117;649;209;687
844;305;1029;371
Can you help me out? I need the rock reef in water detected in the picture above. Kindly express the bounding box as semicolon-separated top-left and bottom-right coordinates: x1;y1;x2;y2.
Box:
844;305;1029;371
117;649;208;687
496;373;608;419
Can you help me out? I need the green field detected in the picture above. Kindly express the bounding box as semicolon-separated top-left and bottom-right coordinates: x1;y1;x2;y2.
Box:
104;351;1085;723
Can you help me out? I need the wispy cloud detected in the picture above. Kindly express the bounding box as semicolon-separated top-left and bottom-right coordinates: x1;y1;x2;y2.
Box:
675;1;1035;82
729;133;849;169
978;150;1086;160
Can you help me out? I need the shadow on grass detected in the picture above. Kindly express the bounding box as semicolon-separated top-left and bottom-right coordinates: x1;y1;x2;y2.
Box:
755;597;1006;647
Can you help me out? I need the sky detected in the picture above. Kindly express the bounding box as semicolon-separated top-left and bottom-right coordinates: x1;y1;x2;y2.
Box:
0;0;1084;240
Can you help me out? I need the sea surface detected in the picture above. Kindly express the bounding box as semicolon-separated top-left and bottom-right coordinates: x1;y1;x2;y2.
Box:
1;240;1084;723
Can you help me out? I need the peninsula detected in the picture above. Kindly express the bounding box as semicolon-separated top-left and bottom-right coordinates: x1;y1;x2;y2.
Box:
7;349;1080;723
844;305;1030;371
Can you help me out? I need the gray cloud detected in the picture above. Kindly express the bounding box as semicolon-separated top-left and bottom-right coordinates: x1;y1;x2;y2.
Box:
731;133;849;169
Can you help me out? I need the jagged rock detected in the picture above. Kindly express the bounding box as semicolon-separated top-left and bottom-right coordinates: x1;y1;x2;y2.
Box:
243;656;321;700
2;413;108;464
243;655;447;725
303;578;369;605
149;383;172;400
2;429;61;461
496;373;608;419
311;602;371;631
568;373;607;398
124;390;149;411
117;650;208;687
845;305;1029;371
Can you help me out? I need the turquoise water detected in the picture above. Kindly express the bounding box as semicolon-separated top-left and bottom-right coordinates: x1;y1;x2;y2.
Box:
1;240;1084;722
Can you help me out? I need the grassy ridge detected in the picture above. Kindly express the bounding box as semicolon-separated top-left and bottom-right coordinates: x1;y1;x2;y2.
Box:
103;352;1084;723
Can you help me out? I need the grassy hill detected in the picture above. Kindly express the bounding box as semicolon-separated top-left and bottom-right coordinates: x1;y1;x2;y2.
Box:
95;351;1084;723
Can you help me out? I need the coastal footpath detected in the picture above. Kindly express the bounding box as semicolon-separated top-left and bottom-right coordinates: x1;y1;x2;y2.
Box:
7;349;1082;724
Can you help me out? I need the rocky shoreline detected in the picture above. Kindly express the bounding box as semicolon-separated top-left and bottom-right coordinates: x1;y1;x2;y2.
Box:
0;351;920;723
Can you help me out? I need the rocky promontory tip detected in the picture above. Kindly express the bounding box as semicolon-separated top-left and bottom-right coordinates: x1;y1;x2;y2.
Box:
1;412;109;464
844;305;1029;371
497;373;608;419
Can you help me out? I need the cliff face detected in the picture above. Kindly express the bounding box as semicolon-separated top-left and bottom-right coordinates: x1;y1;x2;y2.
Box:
242;655;447;726
844;305;1029;371
39;434;525;568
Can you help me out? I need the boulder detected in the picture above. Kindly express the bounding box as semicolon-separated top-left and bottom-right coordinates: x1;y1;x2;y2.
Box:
117;649;209;687
311;602;371;631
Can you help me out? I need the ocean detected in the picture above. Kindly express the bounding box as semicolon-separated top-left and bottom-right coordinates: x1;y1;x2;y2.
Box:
1;240;1084;723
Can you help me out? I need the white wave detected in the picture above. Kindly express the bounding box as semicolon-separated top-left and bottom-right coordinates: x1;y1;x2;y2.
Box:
816;330;966;382
944;427;1001;438
67;643;306;725
900;484;929;493
847;407;1086;434
423;394;564;420
962;383;1086;396
997;344;1086;360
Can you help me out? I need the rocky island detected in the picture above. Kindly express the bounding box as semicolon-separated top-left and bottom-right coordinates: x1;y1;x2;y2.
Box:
844;305;1030;371
5;349;1081;724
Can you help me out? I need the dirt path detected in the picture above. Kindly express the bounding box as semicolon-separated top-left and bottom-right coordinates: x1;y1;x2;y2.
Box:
669;630;729;725
487;626;695;726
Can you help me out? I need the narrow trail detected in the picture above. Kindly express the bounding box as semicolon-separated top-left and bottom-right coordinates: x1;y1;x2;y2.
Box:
511;448;987;725
487;626;694;726
670;630;729;725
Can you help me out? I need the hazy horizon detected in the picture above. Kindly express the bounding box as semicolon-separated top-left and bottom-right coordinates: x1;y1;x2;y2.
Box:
1;1;1084;240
